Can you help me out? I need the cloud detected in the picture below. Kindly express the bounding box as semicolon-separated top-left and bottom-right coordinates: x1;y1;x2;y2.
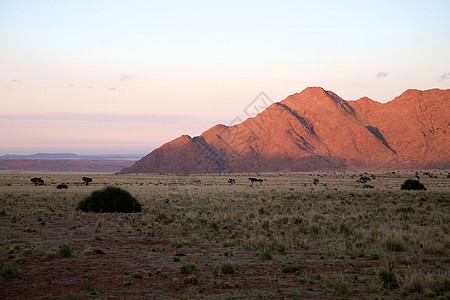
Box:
0;112;193;123
376;72;389;79
107;87;117;91
120;74;135;81
439;72;450;80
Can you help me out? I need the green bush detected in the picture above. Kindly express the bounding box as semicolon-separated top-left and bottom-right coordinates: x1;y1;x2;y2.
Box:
401;179;426;190
56;184;69;189
77;186;142;213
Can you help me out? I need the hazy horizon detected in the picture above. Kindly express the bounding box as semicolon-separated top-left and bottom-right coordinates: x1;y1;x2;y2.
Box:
1;1;449;155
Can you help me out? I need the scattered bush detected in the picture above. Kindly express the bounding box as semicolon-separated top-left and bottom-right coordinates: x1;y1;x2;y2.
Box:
77;186;142;213
56;184;68;189
401;179;426;190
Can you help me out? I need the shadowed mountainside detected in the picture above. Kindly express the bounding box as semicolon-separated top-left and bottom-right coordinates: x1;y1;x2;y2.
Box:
121;87;449;173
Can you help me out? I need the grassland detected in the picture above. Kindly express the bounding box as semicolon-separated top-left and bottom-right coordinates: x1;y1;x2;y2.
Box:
0;171;449;299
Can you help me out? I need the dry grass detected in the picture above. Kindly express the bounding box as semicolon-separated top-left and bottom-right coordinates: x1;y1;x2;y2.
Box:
0;171;448;298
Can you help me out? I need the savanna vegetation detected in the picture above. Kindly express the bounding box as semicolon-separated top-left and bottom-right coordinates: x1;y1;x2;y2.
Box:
0;171;448;299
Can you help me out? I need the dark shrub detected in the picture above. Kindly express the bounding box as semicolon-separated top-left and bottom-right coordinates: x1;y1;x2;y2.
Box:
56;184;69;189
77;186;142;213
401;179;426;190
30;177;44;185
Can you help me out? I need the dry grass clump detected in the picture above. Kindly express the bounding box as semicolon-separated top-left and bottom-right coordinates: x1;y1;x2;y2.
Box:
180;261;196;274
183;275;199;284
219;261;236;274
384;232;405;252
378;264;399;290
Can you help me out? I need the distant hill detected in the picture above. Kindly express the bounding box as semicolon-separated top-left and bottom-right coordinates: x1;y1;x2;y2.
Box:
0;159;135;173
121;87;450;173
0;153;141;173
0;153;143;161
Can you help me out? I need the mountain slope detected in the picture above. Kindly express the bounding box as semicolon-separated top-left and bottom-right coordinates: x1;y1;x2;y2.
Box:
120;87;449;173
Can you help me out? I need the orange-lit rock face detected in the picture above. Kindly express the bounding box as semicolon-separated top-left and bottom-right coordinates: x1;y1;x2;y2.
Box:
121;87;449;173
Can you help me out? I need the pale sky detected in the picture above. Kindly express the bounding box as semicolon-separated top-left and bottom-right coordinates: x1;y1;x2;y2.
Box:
1;0;449;155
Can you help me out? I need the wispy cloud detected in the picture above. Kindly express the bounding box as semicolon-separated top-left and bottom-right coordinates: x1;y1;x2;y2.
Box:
376;71;389;79
10;79;22;83
0;112;193;123
107;87;117;91
439;72;450;80
120;74;135;81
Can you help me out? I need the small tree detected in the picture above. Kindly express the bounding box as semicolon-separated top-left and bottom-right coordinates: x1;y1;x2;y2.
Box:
401;179;426;191
30;177;44;186
248;178;264;185
313;178;319;185
82;177;93;186
228;179;236;185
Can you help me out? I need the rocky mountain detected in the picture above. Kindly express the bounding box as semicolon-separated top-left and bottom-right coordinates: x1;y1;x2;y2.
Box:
120;87;449;173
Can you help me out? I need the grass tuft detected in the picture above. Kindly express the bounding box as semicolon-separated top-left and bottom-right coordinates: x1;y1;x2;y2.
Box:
220;261;236;274
180;261;196;274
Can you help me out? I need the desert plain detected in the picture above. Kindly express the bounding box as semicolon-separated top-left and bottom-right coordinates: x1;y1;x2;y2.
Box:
0;171;449;299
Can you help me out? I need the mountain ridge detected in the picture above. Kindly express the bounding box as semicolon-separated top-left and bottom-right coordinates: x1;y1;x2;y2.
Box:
121;87;450;174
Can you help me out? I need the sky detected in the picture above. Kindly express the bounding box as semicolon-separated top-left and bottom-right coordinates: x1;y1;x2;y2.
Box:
1;0;449;155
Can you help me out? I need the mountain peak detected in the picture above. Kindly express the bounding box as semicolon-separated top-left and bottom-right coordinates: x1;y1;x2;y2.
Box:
121;88;449;173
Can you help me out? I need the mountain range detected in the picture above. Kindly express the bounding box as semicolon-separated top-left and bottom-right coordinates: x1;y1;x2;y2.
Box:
120;87;449;173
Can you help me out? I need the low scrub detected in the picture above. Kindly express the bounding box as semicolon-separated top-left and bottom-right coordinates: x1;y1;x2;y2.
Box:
77;186;142;213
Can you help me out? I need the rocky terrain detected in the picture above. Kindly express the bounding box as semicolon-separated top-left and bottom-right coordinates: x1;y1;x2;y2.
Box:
121;87;449;173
